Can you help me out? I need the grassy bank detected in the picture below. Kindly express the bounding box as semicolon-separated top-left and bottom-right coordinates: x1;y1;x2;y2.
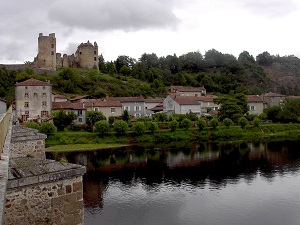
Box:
45;123;300;152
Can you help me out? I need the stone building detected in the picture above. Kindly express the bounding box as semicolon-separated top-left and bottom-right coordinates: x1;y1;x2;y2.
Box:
15;78;52;123
35;33;56;70
76;41;99;69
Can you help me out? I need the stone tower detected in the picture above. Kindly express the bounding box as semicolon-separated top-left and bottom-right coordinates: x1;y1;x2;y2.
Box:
36;33;56;70
76;41;99;69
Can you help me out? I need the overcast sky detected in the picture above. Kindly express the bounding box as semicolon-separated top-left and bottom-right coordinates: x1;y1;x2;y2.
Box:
1;0;300;64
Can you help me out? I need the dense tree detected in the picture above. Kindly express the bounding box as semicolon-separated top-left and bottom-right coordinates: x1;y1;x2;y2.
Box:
256;51;273;66
86;111;106;131
113;120;128;135
131;122;146;135
94;120;110;135
279;99;300;123
53;110;78;131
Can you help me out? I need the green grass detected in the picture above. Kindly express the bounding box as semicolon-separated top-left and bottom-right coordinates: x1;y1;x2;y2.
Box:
46;143;129;152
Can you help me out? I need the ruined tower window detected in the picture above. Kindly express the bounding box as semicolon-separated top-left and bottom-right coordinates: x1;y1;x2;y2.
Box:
94;51;96;55
80;52;82;55
51;51;54;55
24;102;29;108
51;44;54;48
94;57;97;61
24;93;29;98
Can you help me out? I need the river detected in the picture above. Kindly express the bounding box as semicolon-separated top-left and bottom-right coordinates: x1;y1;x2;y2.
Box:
48;139;300;225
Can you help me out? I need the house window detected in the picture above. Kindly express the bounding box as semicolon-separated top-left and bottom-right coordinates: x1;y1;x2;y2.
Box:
41;111;48;117
24;102;29;107
134;113;141;118
42;93;47;98
94;57;97;61
25;86;28;89
24;93;29;98
94;107;99;112
250;106;255;111
34;93;38;97
43;86;46;89
134;106;141;111
123;106;130;111
42;101;47;106
111;107;116;113
78;110;82;115
78;118;83;122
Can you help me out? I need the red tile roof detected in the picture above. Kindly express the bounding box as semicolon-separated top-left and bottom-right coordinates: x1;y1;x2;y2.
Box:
173;96;201;105
144;98;164;103
108;96;145;102
52;101;85;110
247;95;264;103
85;100;122;107
70;95;95;101
15;78;51;86
53;94;68;99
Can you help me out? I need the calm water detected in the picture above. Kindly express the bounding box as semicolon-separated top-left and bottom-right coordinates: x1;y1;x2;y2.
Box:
50;140;300;225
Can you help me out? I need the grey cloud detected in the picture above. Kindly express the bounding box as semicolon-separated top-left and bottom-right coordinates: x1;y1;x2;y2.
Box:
48;0;180;31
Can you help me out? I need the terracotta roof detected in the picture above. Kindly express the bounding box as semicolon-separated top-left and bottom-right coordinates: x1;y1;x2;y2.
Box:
52;101;85;110
108;96;145;102
145;98;164;103
85;100;122;107
15;78;51;86
53;94;68;99
149;104;163;111
247;95;264;103
173;96;201;105
70;95;95;101
263;92;286;97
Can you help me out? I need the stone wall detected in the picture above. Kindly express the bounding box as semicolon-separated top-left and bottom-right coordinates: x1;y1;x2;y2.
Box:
5;176;84;225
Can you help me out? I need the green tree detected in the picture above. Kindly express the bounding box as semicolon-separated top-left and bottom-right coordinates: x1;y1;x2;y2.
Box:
86;111;106;131
119;65;131;76
279;99;300;122
147;121;158;134
131;122;146;136
238;117;248;129
94;120;110;136
197;118;207;131
53;110;78;131
108;116;115;127
122;110;130;122
223;118;233;127
253;117;261;127
169;119;179;132
209;118;219;129
113;120;128;135
39;122;57;135
181;118;192;131
263;106;282;122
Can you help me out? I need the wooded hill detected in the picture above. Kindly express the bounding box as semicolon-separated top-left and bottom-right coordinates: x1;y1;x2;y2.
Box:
1;49;300;105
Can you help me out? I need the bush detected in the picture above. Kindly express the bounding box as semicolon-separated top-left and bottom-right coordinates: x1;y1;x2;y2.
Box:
181;118;192;131
39;122;57;135
253;117;261;128
209;118;219;130
94;120;110;136
108;116;115;127
147;121;158;134
169;119;179;132
113;120;128;135
197;118;207;131
69;124;86;131
238;117;248;129
25;122;39;130
223;118;233;128
131;122;146;136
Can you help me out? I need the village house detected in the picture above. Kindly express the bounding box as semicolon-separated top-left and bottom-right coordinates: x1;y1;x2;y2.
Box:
15;78;52;123
144;98;164;117
171;86;206;96
70;95;96;103
52;101;86;124
108;96;145;118
247;95;267;115
84;100;123;119
261;92;286;107
195;95;219;114
0;98;7;114
163;95;201;117
52;94;68;102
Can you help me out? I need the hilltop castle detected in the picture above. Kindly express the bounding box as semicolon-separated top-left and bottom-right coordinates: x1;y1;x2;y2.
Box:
34;33;99;71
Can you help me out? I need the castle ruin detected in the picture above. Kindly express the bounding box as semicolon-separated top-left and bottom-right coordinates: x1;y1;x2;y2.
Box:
34;33;99;71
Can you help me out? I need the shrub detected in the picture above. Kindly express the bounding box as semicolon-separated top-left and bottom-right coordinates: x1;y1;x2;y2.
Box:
94;120;110;136
181;118;192;131
197;118;207;131
113;120;128;135
209;118;219;130
39;122;57;135
169;119;179;132
25;122;39;130
121;110;130;122
253;117;261;128
131;122;146;136
223;118;233;128
147;121;158;134
108;116;115;127
238;117;248;129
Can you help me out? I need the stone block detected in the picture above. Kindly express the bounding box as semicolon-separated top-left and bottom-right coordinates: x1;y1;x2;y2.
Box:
51;196;64;208
63;200;83;214
63;193;77;203
73;181;82;192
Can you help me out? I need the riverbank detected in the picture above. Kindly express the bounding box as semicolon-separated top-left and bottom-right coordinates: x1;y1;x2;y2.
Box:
45;123;300;152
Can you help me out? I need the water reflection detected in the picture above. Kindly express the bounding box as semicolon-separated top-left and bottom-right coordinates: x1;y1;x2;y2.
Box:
47;140;300;225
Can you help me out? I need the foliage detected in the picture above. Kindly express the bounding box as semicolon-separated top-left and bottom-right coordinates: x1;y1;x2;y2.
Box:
94;120;110;136
147;121;158;134
39;122;57;135
279;99;300;123
25;122;39;130
181;118;192;131
86;111;106;131
253;117;261;128
209;118;219;129
153;113;168;122
223;118;233;127
197;118;207;131
263;106;282;122
131;122;146;136
113;120;128;135
169;119;179;132
108;116;115;127
122;110;130;122
238;117;248;129
53;110;78;131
